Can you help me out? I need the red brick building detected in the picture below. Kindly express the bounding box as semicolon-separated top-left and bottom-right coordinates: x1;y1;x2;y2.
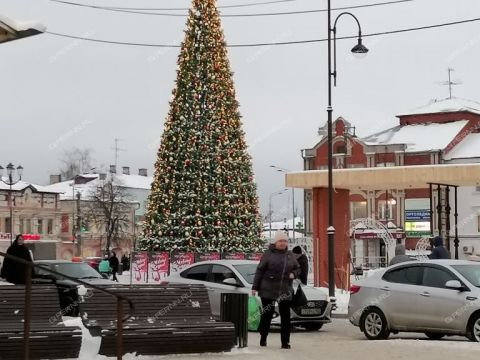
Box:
301;97;480;285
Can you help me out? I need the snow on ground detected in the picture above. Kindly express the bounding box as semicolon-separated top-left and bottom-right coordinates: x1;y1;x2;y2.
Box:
372;338;480;352
316;287;350;315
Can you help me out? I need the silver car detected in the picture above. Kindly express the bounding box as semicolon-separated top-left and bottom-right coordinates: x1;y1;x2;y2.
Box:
348;260;480;342
164;260;332;331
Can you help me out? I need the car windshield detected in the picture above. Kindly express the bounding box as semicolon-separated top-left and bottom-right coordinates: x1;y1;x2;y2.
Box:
51;263;102;279
451;265;480;287
233;264;258;284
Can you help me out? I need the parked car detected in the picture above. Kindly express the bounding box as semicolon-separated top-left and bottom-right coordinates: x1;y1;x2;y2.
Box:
84;256;103;271
348;260;480;342
32;260;116;316
163;260;332;331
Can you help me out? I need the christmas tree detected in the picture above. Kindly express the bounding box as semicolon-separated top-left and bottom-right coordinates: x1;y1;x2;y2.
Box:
139;0;263;253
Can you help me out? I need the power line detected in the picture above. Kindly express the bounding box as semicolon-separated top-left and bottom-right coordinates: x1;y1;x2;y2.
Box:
49;0;298;11
47;0;414;17
44;16;480;48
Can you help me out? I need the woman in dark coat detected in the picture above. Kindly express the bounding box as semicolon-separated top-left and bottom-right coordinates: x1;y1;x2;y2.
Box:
0;235;33;284
292;246;308;285
252;230;300;349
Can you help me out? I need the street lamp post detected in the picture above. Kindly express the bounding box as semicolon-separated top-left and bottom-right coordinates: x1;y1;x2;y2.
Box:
327;1;368;298
0;163;24;244
268;189;287;239
270;165;296;240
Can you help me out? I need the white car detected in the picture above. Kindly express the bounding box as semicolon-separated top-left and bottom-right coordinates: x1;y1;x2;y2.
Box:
164;260;332;331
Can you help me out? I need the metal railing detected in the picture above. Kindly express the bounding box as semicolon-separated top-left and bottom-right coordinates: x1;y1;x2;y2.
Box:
0;251;134;360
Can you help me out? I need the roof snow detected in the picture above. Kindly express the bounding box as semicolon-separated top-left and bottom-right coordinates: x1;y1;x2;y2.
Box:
0;13;46;33
0;177;62;194
445;132;480;160
398;97;480;116
363;120;468;152
42;173;153;200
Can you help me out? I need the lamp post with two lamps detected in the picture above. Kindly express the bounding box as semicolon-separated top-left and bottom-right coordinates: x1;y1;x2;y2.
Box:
0;164;24;244
326;2;368;298
270;165;297;240
268;189;288;239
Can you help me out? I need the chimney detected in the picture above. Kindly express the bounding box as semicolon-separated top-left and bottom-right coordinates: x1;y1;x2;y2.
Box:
99;173;107;181
49;174;62;184
109;165;116;174
139;168;148;177
122;166;130;175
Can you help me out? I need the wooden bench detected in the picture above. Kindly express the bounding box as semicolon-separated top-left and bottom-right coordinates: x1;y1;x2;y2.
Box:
79;284;236;356
0;285;82;360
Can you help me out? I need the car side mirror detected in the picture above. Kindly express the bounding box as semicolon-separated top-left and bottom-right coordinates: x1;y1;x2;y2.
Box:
223;278;241;287
445;280;465;291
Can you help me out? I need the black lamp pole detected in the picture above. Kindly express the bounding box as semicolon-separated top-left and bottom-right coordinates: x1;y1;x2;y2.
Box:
1;163;24;245
327;0;368;298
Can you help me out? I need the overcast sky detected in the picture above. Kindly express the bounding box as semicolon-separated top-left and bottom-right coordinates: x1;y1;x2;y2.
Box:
2;0;480;219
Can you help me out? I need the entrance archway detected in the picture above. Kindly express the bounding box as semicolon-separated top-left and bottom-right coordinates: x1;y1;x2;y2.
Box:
350;218;397;268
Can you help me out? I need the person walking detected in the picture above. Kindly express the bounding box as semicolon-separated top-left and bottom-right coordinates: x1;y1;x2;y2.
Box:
0;235;33;284
292;245;308;285
428;236;451;259
109;251;119;282
389;243;414;266
98;254;111;279
252;230;300;349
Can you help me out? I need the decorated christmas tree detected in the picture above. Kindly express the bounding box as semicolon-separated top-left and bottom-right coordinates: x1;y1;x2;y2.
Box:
139;0;263;253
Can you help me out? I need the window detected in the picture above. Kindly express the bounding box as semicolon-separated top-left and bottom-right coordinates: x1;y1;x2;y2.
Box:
19;218;24;234
25;219;31;234
180;264;210;281
452;265;480;288
37;219;43;234
383;266;423;285
378;200;396;220
335;144;347;154
47;219;54;235
5;217;11;234
422;266;457;288
61;215;69;233
351;201;367;220
210;265;238;284
233;264;257;285
376;162;395;167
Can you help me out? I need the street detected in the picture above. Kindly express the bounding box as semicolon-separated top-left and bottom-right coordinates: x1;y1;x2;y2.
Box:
149;319;479;360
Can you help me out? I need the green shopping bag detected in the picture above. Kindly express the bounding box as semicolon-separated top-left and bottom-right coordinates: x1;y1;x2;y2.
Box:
248;295;261;331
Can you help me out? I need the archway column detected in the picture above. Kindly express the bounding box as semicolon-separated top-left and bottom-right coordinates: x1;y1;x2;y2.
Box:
312;187;350;289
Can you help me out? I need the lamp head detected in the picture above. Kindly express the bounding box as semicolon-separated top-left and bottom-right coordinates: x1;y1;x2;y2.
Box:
351;37;369;59
6;163;14;177
16;165;24;179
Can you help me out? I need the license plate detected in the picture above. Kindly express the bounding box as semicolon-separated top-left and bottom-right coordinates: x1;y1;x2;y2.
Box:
301;308;322;315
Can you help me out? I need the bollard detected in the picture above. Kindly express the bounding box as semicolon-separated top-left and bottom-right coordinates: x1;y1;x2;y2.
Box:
220;293;248;348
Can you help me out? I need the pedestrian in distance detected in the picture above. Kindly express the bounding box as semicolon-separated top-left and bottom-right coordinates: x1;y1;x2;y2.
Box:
389;242;414;266
0;234;33;284
98;254;111;279
109;251;119;282
121;253;130;272
252;230;300;350
292;245;308;285
428;236;451;259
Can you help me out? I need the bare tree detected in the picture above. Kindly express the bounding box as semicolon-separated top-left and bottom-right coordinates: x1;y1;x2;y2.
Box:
82;178;134;253
60;147;94;180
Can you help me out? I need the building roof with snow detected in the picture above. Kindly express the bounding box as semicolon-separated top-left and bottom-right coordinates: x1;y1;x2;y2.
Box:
397;97;480;117
363;120;468;152
43;173;153;201
0;177;61;194
444;132;480;160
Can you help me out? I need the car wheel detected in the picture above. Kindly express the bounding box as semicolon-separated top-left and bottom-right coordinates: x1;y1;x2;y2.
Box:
303;323;323;332
467;313;480;342
361;308;390;340
425;332;445;340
